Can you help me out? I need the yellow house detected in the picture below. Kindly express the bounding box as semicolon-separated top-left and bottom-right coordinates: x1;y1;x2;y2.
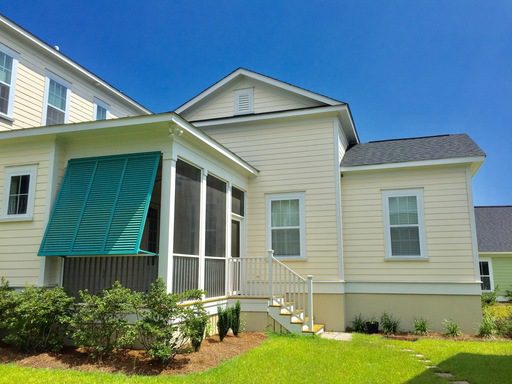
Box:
0;15;485;334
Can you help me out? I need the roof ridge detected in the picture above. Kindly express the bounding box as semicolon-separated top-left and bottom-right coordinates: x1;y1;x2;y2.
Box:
368;134;458;144
475;205;512;208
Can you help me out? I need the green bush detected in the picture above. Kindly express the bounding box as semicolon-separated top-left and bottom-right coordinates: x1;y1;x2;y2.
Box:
351;314;366;333
217;306;231;341
380;313;400;335
230;300;241;336
443;319;461;337
413;318;428;335
0;277;13;330
137;278;204;362
482;290;498;306
478;313;497;338
2;286;74;353
184;303;209;352
71;281;141;361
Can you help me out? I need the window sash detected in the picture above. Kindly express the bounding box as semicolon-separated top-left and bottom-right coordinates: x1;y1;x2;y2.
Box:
479;261;492;291
3;166;37;219
96;105;107;120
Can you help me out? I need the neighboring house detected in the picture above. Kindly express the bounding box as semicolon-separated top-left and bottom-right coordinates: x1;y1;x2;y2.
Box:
0;14;486;334
475;206;512;301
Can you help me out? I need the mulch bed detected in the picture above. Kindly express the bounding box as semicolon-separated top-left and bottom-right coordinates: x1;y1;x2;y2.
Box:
0;332;267;376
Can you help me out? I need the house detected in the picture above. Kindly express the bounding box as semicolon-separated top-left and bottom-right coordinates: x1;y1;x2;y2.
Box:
475;206;512;301
0;14;486;334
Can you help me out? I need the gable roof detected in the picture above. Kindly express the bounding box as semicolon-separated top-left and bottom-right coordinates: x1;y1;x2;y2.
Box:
475;206;512;252
0;13;150;114
175;67;345;114
340;134;485;168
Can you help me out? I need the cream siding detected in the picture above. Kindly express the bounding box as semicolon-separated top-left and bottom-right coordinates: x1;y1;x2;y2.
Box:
0;139;53;286
183;77;324;122
203;117;341;281
0;27;144;132
342;165;478;283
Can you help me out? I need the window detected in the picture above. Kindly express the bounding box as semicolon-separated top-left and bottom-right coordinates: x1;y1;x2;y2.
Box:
479;260;493;291
234;88;253;115
2;165;37;220
0;44;18;119
44;75;69;126
205;174;227;257
267;193;305;258
232;187;244;216
94;98;109;120
382;189;426;259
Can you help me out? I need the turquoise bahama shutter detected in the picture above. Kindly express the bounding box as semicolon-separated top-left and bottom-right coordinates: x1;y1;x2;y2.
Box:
39;152;160;256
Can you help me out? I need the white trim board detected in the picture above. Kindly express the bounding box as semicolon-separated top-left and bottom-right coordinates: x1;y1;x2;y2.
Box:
345;281;481;295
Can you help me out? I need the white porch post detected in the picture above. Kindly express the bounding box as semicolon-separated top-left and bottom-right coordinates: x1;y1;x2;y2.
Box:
198;170;207;294
307;275;314;331
268;249;274;300
158;148;177;293
225;182;232;296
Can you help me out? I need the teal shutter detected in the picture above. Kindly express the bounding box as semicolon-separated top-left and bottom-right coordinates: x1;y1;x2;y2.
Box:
39;152;160;256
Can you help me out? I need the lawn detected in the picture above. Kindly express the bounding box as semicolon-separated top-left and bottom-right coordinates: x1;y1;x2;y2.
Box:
0;334;510;384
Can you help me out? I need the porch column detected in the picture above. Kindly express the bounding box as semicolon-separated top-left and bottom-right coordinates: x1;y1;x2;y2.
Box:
198;170;207;292
158;151;177;293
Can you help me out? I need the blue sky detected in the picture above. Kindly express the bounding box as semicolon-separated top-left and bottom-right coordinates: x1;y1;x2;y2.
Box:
2;1;511;205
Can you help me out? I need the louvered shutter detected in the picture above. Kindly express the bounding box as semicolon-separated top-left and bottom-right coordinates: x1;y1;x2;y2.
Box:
39;152;160;256
234;88;253;115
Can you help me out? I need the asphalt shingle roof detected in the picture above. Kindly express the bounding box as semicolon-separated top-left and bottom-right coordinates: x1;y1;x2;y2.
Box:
340;134;485;167
475;206;512;252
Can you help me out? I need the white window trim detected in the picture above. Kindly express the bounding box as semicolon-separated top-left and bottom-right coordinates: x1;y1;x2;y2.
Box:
233;88;254;115
93;97;110;120
0;42;19;121
41;71;71;125
382;188;428;260
479;258;494;292
266;192;306;260
1;164;38;221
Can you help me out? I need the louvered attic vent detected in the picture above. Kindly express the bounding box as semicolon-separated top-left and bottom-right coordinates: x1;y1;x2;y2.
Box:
234;88;253;115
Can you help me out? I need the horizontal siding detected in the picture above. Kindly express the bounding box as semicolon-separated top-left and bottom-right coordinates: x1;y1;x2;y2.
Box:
0;29;143;132
204;117;340;280
183;78;323;121
342;165;477;283
0;139;53;286
490;255;512;294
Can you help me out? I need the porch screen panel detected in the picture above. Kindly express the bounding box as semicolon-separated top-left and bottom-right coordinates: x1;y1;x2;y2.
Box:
205;258;225;298
39;152;160;256
173;256;199;293
205;174;226;257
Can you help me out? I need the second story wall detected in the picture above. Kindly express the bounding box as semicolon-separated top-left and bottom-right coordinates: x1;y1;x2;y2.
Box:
0;22;147;131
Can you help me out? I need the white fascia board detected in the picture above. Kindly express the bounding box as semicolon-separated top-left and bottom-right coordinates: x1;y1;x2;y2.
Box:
340;156;486;173
345;281;482;295
0;15;150;114
176;68;342;114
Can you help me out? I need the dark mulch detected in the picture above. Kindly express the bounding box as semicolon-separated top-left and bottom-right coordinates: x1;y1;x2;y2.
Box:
0;332;267;376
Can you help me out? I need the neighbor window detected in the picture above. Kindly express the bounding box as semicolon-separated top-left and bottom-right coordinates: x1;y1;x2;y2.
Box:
2;165;37;219
479;260;492;291
267;193;305;258
0;44;18;118
382;189;426;259
94;98;109;120
44;76;69;125
234;88;253;115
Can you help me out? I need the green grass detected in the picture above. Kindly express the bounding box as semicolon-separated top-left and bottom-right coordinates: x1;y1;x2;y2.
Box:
0;334;510;384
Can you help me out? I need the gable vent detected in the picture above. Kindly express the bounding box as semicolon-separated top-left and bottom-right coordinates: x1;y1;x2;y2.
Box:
234;88;253;115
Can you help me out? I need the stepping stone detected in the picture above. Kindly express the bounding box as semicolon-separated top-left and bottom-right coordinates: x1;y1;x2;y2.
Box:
320;332;352;341
450;382;470;384
426;365;438;369
435;372;454;379
401;348;414;352
419;359;432;363
415;354;425;358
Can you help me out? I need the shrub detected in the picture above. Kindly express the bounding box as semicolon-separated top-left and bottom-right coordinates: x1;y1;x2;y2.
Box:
443;319;461;337
217;306;231;341
413;318;428;335
230;300;241;336
71;281;141;361
137;278;204;362
0;277;13;330
495;316;512;338
184;303;209;352
380;313;400;335
478;313;497;338
2;286;74;353
482;290;498;306
351;314;366;333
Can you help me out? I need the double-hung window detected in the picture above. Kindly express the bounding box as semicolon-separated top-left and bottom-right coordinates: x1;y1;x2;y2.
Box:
44;74;70;125
267;193;305;259
94;98;109;120
382;189;427;259
0;44;18;119
2;165;37;220
479;260;493;291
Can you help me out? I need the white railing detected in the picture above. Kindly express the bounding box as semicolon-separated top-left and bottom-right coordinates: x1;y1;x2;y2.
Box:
228;250;314;331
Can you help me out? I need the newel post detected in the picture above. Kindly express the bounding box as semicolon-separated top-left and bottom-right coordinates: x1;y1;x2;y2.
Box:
307;275;314;331
268;249;274;300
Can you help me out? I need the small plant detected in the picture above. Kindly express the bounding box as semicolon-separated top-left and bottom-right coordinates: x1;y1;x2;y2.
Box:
365;317;379;334
71;281;141;361
496;317;512;338
413;318;428;335
230;300;242;336
478;313;496;338
184;307;209;352
352;314;366;333
217;306;231;341
481;289;498;306
380;313;400;335
0;277;13;330
443;319;461;337
2;286;74;353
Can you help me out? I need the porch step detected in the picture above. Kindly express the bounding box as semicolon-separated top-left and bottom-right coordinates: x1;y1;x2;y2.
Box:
267;296;323;335
302;323;325;335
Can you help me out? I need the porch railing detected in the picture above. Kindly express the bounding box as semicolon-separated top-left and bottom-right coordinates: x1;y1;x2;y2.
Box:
228;250;314;331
